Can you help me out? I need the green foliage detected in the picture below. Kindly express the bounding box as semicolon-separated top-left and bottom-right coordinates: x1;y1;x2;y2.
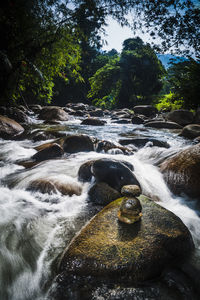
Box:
88;38;165;108
168;58;200;109
155;92;184;111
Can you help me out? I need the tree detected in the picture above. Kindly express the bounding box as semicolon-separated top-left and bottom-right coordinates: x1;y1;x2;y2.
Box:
0;0;199;106
168;58;200;109
88;37;165;108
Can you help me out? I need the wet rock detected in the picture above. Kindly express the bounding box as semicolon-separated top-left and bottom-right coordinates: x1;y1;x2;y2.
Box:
59;195;193;282
119;137;170;148
118;197;142;224
27;179;82;196
89;109;104;117
121;185;141;197
81;118;106;126
29;104;42;113
4;107;30;124
144;121;182;129
63;134;94;153
133;105;158;117
92;158;139;192
88;182;121;206
166;109;194;126
131;115;145;124
0;115;24;139
78;160;95;182
112;119;131;124
78;159;134;183
160;143;200;198
71;110;85;117
96;140;133;155
180;124;200;139
32;143;63;162
39;106;69;121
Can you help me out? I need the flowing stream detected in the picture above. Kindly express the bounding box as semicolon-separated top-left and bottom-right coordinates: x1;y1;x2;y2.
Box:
0;117;200;300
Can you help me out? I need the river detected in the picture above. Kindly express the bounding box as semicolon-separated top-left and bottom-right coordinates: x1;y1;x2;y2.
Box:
0;116;199;300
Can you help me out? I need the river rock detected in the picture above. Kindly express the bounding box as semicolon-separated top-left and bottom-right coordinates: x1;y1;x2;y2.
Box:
92;158;139;192
160;143;200;198
78;159;134;183
96;140;133;155
119;137;170;148
63;134;94;153
27;179;82;196
88;182;121;206
121;185;141;197
144;121;182;129
81;118;106;126
180;124;200;139
89;109;104;117
39;106;69;121
133;105;158;117
0;115;24;138
166;109;194;126
4;107;30;124
59;195;193;282
112;118;131;124
78;160;95;182
131;115;145;124
32;143;63;161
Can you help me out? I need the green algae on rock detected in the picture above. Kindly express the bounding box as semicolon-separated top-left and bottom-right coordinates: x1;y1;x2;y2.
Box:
59;195;194;283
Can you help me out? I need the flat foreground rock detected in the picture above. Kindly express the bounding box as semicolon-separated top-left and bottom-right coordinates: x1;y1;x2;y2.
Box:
59;196;193;282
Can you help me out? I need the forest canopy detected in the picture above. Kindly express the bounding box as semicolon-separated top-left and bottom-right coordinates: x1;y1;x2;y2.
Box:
0;0;199;107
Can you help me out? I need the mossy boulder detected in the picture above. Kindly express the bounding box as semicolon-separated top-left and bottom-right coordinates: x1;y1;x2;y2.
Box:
160;143;200;198
59;196;193;282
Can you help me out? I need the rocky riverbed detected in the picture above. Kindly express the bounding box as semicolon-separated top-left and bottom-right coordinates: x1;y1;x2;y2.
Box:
0;104;200;300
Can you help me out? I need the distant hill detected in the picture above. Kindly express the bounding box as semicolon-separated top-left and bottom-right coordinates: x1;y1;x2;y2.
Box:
157;54;187;69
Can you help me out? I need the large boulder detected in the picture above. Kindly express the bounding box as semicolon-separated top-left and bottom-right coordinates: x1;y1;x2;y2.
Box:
166;109;194;126
119;137;170;148
78;159;134;183
63;134;94;153
144;121;182;129
39;106;69;121
92;158;139;192
59;196;193;282
160;143;200;198
180;124;200;139
0;115;24;139
5;107;30;124
133;105;158;117
88;182;121;206
81;118;106;126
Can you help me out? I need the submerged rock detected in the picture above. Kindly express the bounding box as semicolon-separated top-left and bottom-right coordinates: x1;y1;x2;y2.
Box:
0;115;24;139
160;143;200;198
119;137;170;148
27;179;82;196
92;158;139;192
59;196;193;282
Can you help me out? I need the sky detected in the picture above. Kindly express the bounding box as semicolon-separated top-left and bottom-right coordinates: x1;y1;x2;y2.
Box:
101;17;156;53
